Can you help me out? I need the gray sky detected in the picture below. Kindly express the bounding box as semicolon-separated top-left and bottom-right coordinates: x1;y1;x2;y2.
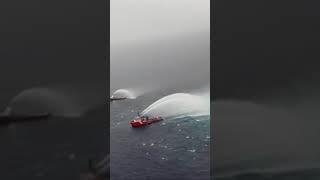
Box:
111;0;210;44
110;0;210;93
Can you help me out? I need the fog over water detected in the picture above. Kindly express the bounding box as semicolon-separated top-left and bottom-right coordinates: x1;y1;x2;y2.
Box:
0;0;107;113
111;32;210;94
111;0;210;93
0;0;107;179
110;1;210;180
213;1;320;178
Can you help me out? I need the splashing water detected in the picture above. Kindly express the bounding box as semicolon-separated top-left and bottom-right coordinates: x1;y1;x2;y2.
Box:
111;88;149;99
111;89;136;99
8;86;104;117
141;92;210;118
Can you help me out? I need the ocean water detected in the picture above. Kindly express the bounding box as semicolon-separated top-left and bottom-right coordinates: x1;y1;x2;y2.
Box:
110;92;210;180
215;167;320;180
0;107;107;180
212;100;320;180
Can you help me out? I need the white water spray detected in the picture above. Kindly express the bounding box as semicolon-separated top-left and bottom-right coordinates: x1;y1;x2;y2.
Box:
111;88;151;99
9;86;104;117
141;92;210;118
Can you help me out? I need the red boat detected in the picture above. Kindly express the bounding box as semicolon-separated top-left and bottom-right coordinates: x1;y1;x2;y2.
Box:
130;115;163;127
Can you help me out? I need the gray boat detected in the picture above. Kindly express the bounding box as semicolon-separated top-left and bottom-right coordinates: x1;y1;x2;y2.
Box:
0;107;51;125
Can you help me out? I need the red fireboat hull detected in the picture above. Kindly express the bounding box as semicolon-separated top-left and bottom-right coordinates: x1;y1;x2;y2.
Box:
130;116;163;127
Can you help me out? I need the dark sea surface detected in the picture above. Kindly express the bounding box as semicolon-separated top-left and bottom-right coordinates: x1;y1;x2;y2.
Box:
215;167;320;180
212;99;320;180
0;107;107;180
110;92;210;180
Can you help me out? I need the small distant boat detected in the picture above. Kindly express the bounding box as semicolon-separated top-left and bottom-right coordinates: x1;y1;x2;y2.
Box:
110;95;127;102
130;114;163;127
0;107;51;125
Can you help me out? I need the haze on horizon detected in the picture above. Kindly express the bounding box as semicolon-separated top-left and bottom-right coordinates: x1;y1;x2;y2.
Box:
110;0;210;93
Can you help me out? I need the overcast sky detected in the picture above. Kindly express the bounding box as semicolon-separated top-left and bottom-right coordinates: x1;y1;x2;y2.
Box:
110;0;210;92
111;0;210;44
